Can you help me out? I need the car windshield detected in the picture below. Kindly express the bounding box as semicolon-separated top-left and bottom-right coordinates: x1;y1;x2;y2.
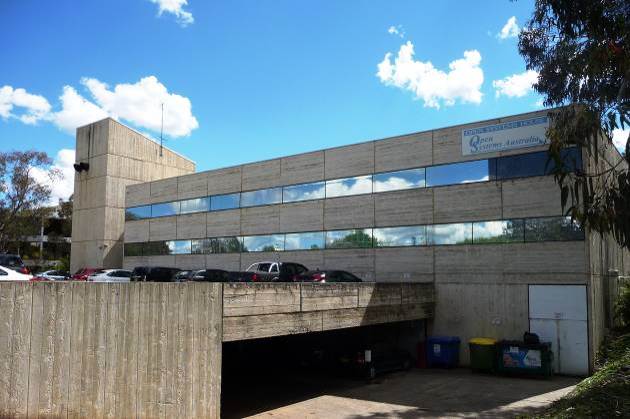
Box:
0;255;22;267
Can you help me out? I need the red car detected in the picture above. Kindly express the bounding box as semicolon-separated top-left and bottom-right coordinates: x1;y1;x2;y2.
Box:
72;268;101;281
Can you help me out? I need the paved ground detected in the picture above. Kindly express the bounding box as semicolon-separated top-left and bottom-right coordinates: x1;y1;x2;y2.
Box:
225;369;578;419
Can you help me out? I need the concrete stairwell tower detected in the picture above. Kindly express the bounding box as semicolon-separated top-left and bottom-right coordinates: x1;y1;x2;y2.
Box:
70;118;195;273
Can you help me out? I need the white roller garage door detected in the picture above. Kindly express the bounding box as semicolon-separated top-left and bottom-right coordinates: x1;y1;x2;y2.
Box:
528;285;589;376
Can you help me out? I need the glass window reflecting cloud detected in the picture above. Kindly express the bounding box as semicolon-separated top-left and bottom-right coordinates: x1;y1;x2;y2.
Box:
325;229;373;249
166;240;191;255
211;193;240;211
284;232;325;250
125;205;151;221
429;223;473;245
241;187;282;207
373;168;425;193
373;226;427;247
326;175;373;198
242;234;285;252
151;201;180;217
525;216;584;242
426;160;491;187
283;182;325;203
180;197;210;214
472;220;524;243
496;148;582;180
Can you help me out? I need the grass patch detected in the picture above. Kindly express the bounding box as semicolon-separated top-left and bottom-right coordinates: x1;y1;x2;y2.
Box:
533;331;630;418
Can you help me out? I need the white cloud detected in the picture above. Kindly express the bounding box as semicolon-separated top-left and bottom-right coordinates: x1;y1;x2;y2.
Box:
377;41;484;108
1;76;198;138
387;25;405;38
50;86;109;133
150;0;194;26
493;70;538;98
612;129;628;152
498;16;519;39
0;85;51;124
81;76;199;137
31;148;75;205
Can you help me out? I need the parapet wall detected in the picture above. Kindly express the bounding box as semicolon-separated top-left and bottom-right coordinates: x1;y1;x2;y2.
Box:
0;282;222;419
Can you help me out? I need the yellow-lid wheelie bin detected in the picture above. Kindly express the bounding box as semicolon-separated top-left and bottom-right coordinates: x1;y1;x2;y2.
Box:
469;338;497;373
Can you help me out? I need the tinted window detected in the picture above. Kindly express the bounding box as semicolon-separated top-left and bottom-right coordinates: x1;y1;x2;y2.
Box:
213;237;243;253
524;216;584;242
325;175;372;198
191;238;212;254
426;160;491;187
429;223;473;245
125;205;151;221
241;187;282;207
473;220;524;244
242;234;284;252
145;241;170;255
180;197;210;214
284;232;325;250
166;240;191;255
373;226;427;247
257;263;271;272
151;201;180;217
373;168;425;193
496;148;582;180
0;255;23;268
211;193;240;211
283;181;325;203
270;264;278;273
325;229;373;249
124;243;144;257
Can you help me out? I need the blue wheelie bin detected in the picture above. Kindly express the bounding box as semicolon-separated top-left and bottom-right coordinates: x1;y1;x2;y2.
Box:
427;336;460;368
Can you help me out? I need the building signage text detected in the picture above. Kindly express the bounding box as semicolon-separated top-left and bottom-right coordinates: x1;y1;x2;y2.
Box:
461;116;549;156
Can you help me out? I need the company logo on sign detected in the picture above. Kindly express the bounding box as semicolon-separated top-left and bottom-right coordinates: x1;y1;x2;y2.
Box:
462;116;549;156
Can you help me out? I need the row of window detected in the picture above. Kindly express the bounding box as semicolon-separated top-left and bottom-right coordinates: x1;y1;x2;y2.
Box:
124;216;583;256
125;149;582;221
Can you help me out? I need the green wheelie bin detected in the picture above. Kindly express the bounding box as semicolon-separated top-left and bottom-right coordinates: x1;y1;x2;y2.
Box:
469;337;497;372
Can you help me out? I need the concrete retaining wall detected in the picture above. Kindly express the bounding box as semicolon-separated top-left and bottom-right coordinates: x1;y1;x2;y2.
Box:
0;282;222;419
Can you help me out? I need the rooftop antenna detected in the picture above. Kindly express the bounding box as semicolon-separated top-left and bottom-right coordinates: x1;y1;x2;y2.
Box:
159;102;164;157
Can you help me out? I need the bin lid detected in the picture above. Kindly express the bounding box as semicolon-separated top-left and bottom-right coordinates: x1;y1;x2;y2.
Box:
469;337;496;345
427;336;460;344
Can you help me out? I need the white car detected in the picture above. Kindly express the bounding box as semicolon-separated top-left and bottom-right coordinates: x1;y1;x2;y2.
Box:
38;270;70;281
88;269;132;283
0;265;33;281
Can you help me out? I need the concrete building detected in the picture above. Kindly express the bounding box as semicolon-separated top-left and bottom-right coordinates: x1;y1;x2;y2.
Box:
72;109;629;374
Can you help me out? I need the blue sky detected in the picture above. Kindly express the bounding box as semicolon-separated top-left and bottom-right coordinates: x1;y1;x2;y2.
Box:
0;0;546;201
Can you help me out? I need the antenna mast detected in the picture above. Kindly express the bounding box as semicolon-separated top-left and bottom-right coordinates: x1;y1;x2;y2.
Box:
160;103;164;157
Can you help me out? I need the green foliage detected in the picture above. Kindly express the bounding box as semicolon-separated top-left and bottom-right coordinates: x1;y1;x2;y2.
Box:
615;283;630;328
55;256;70;272
534;332;630;418
519;0;630;249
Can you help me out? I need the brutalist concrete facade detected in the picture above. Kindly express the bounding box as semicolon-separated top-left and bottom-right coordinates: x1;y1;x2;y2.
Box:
70;118;195;272
74;109;629;370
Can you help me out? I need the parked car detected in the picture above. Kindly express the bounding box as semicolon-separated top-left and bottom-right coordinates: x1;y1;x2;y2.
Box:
38;270;70;281
0;254;29;274
0;265;33;281
296;270;363;283
72;267;101;281
88;269;132;282
173;270;202;282
130;266;181;282
191;269;231;282
245;261;309;282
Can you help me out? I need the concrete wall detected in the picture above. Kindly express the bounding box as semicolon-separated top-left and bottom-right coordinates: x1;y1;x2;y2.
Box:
0;281;222;419
71;118;195;272
583;137;630;364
